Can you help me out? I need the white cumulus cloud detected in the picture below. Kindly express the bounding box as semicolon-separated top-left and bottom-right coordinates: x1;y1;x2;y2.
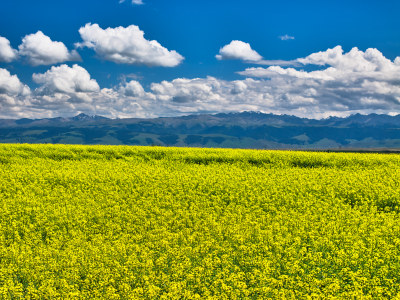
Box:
119;80;146;97
77;23;184;67
0;36;18;62
216;40;263;62
33;64;99;103
0;68;30;96
297;45;394;72
18;31;80;66
0;68;31;116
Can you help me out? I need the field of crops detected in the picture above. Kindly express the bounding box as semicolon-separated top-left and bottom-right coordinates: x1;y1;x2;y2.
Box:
0;144;400;299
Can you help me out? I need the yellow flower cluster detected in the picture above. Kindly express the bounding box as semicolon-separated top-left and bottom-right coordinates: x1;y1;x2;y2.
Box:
0;144;399;299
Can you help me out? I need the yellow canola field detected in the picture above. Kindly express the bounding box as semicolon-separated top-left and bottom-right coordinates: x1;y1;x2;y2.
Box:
0;144;400;299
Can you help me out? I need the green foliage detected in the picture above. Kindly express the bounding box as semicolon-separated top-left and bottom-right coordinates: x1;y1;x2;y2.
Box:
0;144;400;299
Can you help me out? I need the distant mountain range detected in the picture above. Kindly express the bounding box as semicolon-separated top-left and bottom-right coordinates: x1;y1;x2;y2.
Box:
2;112;400;149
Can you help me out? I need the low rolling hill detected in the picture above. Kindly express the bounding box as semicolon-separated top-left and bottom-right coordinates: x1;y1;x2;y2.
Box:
2;112;400;149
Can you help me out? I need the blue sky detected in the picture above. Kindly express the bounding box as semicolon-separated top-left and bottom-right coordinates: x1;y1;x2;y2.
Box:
0;0;400;119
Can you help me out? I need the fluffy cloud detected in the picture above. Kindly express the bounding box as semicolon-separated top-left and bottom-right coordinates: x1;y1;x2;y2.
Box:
32;64;99;103
0;36;17;62
119;80;146;97
77;23;184;67
215;40;297;66
0;68;30;96
216;40;263;62
0;68;31;117
216;40;300;66
297;45;395;73
18;31;80;66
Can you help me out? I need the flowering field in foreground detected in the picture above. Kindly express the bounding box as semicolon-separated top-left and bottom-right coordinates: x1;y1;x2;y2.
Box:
0;144;400;299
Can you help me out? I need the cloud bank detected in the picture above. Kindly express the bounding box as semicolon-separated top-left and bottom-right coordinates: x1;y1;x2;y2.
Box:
77;23;184;67
0;46;400;119
238;46;400;116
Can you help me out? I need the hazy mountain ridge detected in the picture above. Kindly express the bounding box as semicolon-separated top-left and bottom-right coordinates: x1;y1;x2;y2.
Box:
1;112;400;149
